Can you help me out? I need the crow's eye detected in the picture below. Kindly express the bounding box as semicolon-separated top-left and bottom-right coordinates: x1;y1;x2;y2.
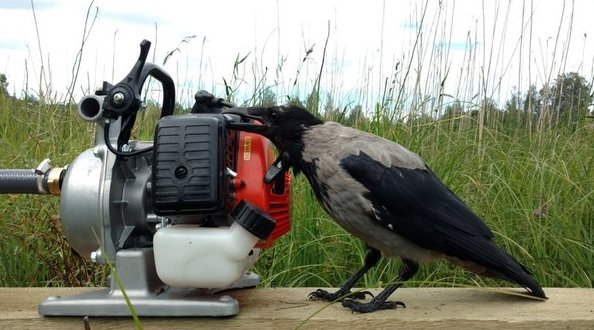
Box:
270;111;279;122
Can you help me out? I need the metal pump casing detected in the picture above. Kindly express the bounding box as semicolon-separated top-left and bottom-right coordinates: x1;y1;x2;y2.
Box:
60;124;155;261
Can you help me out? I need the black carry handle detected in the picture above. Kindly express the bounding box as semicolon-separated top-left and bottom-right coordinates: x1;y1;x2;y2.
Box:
140;62;175;118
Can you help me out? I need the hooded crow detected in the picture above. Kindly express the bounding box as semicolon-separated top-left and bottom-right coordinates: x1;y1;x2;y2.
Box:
239;105;547;313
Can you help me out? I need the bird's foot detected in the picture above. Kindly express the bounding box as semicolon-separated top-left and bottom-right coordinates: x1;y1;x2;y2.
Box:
341;298;405;313
308;288;373;301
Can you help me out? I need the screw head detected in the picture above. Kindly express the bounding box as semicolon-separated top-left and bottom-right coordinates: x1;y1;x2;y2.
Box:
175;166;188;178
112;92;125;105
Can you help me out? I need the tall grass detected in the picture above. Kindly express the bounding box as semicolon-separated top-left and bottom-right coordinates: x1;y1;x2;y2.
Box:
0;97;105;287
0;0;593;290
255;117;594;289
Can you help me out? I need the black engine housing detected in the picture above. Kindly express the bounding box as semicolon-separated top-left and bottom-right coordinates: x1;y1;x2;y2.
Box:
152;114;227;215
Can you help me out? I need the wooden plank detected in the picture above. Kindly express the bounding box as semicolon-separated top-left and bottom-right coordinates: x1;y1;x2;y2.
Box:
0;287;593;329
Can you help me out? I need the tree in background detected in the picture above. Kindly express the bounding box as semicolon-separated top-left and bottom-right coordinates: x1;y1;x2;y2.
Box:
503;73;592;130
443;100;465;119
346;104;367;127
258;88;277;107
540;72;593;127
524;85;541;116
0;74;8;96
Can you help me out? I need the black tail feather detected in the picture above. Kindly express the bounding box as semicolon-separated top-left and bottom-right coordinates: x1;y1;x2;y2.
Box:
452;238;547;299
493;249;547;299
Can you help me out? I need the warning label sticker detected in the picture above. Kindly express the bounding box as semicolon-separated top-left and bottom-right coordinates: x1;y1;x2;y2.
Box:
243;136;251;160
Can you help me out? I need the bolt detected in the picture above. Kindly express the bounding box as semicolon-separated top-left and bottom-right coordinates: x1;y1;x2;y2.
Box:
112;92;125;105
226;167;238;178
90;249;103;263
121;144;133;152
93;145;103;157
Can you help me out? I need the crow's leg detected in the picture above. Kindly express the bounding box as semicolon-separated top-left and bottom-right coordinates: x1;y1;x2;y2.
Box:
309;247;380;301
342;259;419;313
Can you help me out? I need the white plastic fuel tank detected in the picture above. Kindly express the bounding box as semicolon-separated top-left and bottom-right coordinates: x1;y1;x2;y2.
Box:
153;222;260;288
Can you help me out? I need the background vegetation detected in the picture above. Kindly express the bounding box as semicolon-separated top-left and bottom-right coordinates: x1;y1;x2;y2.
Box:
0;0;593;291
1;70;593;290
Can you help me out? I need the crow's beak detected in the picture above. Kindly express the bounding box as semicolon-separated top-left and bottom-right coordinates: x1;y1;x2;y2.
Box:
229;122;270;135
225;107;270;136
224;106;266;121
246;107;266;118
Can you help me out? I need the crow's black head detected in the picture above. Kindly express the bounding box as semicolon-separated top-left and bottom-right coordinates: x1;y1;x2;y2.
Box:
246;105;323;152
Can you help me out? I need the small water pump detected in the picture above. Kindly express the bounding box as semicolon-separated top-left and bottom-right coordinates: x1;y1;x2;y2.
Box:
0;40;291;317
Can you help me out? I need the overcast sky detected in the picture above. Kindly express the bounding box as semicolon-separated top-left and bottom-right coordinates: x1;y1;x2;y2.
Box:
1;0;594;111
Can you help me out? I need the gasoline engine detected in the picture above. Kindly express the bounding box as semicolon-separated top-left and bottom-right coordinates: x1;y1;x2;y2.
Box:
0;40;291;317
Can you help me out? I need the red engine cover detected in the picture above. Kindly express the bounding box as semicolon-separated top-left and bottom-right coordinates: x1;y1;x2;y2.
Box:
233;131;291;248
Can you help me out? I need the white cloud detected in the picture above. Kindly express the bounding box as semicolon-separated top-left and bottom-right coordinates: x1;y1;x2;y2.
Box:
1;0;593;110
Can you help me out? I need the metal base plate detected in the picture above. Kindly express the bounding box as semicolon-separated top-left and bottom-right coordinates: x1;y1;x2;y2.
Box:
38;287;239;317
38;248;260;317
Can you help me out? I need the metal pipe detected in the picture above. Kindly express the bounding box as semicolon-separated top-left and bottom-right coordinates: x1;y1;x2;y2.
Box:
78;95;105;123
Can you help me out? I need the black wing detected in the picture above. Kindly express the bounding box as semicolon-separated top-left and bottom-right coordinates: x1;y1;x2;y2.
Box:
340;151;493;253
340;151;546;298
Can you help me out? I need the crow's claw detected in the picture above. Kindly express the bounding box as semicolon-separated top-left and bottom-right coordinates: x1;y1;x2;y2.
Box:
308;288;372;301
308;289;340;301
351;290;374;300
341;298;406;313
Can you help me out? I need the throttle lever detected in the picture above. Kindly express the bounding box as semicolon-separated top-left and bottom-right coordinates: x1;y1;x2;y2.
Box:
102;40;150;119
